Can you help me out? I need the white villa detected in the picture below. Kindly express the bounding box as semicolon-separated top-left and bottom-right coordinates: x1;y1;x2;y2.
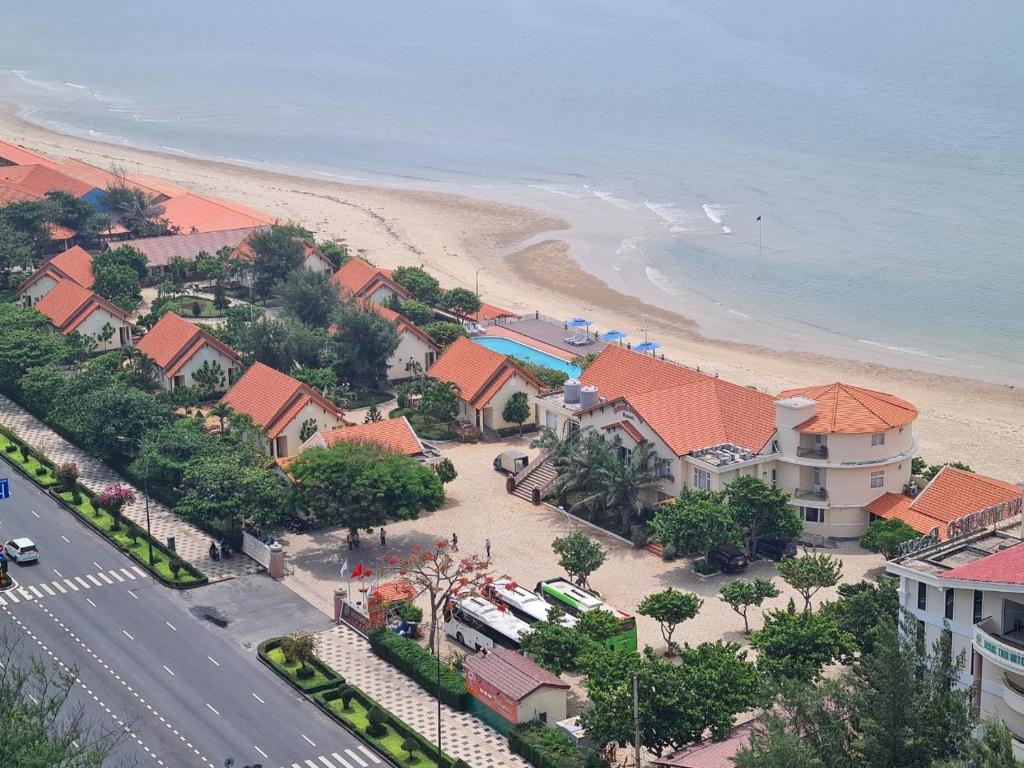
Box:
135;312;242;392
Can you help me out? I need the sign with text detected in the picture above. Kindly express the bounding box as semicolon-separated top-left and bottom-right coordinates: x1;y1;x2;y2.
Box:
0;478;9;500
946;497;1023;541
466;669;519;723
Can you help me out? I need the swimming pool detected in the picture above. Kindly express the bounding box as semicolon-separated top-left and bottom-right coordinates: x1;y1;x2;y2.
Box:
473;336;583;378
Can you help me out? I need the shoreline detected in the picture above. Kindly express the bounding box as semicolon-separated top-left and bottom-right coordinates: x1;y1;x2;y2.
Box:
1;102;1021;480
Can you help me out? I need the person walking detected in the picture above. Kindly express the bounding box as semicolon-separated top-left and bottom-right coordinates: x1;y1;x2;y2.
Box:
346;531;354;551
353;530;361;549
484;538;491;560
451;532;459;552
379;527;387;547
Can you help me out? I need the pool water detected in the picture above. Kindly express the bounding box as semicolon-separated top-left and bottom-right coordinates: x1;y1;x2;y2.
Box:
473;337;582;378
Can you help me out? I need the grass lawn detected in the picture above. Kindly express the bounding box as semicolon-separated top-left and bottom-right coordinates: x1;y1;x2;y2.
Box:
58;491;200;586
326;697;441;768
0;437;57;486
159;295;223;318
265;647;337;691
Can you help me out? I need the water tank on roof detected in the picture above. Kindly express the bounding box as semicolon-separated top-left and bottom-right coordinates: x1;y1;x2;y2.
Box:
563;379;581;404
579;385;599;408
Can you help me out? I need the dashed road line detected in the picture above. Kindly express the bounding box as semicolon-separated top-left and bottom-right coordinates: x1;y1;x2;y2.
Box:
122;630;135;641
251;691;265;704
85;598;96;608
60;535;70;543
162;665;175;677
165;621;177;631
207;656;219;666
301;734;316;747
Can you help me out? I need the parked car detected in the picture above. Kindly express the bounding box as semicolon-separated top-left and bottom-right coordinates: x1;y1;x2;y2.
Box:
754;537;799;561
4;538;39;564
493;450;529;475
708;545;748;573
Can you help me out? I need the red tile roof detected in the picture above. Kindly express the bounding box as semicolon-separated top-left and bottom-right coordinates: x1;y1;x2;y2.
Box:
463;649;569;701
368;303;439;349
117;227;265;269
651;722;756;768
33;278;128;333
943;543;1024;586
469;302;518;323
55;160;168;202
220;362;345;439
48;224;77;241
602;420;647;444
18;245;95;294
159;193;274;234
0;164;95;198
136;312;240;376
866;467;1023;539
776;382;918;434
427;337;543;409
332;257;410;301
0;177;44;205
579;344;708;401
316;417;425;456
0;140;59;167
125;174;191;199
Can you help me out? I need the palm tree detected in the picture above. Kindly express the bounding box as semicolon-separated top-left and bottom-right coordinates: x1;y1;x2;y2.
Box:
100;183;166;237
208;402;233;436
121;348;157;391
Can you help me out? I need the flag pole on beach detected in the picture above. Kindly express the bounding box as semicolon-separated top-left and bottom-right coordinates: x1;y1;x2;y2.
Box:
757;215;762;256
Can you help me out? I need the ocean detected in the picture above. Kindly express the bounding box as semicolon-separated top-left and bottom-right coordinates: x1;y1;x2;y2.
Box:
1;0;1022;383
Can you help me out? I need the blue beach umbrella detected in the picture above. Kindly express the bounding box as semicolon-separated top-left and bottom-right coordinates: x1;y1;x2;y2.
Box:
566;317;592;328
635;341;661;354
599;329;628;343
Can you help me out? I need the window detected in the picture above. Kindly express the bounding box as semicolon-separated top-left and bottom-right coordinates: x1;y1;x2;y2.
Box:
813;467;822;487
814;434;824;445
656;458;673;479
973;590;983;624
800;506;825;524
119;326;131;346
917;581;927;611
944;588;954;620
916;619;926;649
871;432;885;446
693;467;711;491
771;469;777;486
871;470;885;489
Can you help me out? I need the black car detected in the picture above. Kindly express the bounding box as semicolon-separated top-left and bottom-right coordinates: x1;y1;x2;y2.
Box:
708;545;748;573
754;537;799;561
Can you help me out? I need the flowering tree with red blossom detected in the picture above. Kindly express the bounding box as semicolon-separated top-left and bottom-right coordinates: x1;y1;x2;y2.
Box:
95;483;136;531
399;540;491;654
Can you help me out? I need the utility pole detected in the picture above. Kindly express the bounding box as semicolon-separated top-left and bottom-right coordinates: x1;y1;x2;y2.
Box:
633;675;642;768
757;215;763;257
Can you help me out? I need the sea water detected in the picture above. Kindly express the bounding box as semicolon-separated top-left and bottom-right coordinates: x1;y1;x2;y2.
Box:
1;0;1021;383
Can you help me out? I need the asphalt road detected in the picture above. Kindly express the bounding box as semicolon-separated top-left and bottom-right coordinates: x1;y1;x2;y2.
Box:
0;458;388;768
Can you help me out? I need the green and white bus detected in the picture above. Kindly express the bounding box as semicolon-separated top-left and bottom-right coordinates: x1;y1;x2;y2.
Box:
534;578;638;652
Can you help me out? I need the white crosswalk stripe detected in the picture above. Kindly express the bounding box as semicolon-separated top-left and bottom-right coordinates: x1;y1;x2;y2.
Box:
40;584;55;596
317;758;336;768
109;569;125;582
0;595;6;606
28;585;44;598
74;577;90;590
18;588;32;601
63;578;78;591
53;581;66;594
331;753;354;768
96;572;113;585
2;568;146;607
357;746;381;764
5;591;19;603
345;749;368;767
131;566;146;577
120;568;136;580
86;574;102;587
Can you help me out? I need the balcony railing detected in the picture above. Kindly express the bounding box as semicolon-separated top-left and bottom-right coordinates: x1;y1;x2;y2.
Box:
796;445;829;460
794;487;829;501
975;618;1024;673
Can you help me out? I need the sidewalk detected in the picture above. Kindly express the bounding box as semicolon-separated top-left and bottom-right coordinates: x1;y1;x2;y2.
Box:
0;394;257;583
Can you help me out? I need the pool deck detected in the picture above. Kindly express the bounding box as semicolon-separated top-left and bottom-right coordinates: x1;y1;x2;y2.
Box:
483;319;608;359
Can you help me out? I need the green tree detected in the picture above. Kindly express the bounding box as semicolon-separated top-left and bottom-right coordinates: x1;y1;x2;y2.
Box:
318;240;349;267
392;265;441;305
820;579;900;654
923;461;974;483
280;630;318;673
637;588;702;651
191;359;227;396
0;219;33;286
95;244;150;280
935;720;1023;768
419;378;460;424
651;489;742;569
434;457;458;485
719;578;780;634
237;316;327;372
859;518;920;559
208;402;233;436
363;404;383;423
749;600;856;682
502;391;531;433
293;366;345;403
247;227;305;300
511;356;569;389
287;442;444;532
441;287;481;320
551;532;606;588
911;456;928;476
100;182;168;237
175;454;288;529
421;320;468;348
278;267;341;328
195;249;227;282
576;609;625;646
724;475;802;556
1;199;61;255
397;299;435;326
776;552;843;612
0;304;76;396
299;417;319;443
328;302;400;389
92;261;142;312
518;618;584;675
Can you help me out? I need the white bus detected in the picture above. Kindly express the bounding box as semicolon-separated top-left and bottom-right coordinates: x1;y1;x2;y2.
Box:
443;595;531;651
483;578;577;628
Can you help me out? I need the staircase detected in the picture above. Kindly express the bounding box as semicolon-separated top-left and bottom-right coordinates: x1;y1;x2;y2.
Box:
511;457;558;503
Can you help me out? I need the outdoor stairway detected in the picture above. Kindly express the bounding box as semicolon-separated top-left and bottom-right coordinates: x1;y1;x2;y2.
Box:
511;457;558;503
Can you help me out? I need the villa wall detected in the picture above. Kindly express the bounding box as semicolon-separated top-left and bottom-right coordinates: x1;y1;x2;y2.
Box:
156;343;239;392
386;331;436;381
21;273;59;307
73;309;131;351
823;427;914;463
481;374;542;431
304;253;333;274
365;283;401;306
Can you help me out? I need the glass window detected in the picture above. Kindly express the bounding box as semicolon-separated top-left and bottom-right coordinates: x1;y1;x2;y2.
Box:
944;589;954;620
917;581;927;611
800;506;825;524
916;619;926;649
871;470;885;489
693;467;711;491
872;433;885;446
973;590;983;624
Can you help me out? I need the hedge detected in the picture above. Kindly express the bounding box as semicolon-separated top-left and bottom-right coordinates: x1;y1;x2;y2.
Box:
509;722;605;768
257;638;344;695
367;627;468;710
0;426;58;486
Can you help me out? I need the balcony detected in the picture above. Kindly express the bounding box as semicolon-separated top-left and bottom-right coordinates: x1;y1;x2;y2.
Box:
974;618;1024;674
1004;674;1024;717
794;487;829;502
796;445;829;460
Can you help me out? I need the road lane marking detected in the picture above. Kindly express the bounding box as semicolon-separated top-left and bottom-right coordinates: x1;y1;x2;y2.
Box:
63;579;78;591
165;621;176;631
109;570;125;582
122;630;134;641
251;691;264;703
131;566;146;577
85;598;96;608
40;584;55;596
0;596;6;607
319;756;340;768
5;592;19;604
52;568;63;578
291;763;302;768
93;561;103;570
162;665;175;676
74;577;90;589
86;574;102;586
127;590;138;600
254;746;267;759
31;510;39;518
120;568;136;580
207;656;219;666
18;588;32;601
357;746;381;763
60;535;70;543
346;749;368;767
204;703;219;716
332;754;354;768
302;734;316;747
305;760;319;768
28;586;44;598
96;572;113;585
53;582;66;594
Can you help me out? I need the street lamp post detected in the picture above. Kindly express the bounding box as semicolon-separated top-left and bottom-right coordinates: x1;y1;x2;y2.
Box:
118;434;153;567
424;622;444;763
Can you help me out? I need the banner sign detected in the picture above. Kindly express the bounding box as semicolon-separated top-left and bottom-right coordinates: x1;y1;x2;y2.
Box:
466;669;518;723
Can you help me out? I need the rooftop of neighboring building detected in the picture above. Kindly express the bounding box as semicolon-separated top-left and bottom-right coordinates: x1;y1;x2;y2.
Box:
462;649;569;701
0;139;59;168
331;256;409;300
368;303;439;349
0;177;44;205
19;245;95;292
468;302;518;323
427;336;544;409
117;226;267;268
890;528;1024;580
136;312;240;375
220;362;344;438
33;277;128;332
159;193;274;234
0;163;96;198
312;417;428;458
650;721;756;768
776;381;918;434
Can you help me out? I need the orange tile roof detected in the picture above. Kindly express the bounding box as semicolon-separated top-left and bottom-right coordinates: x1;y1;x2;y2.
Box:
602;420;647;444
118;227;264;268
469;302;518;322
33;278;128;333
866;467;1023;538
331;257;409;301
220;362;344;439
427;336;544;409
159;193;274;234
125;174;191;199
230;233;330;268
0;164;95;198
136;312;240;376
0;140;58;168
0;177;44;205
47;246;95;289
369;303;439;349
317;417;424;456
579;344;708;401
776;382;917;434
48;224;77;240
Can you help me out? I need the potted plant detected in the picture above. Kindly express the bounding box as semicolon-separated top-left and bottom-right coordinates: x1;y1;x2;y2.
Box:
396;601;423;636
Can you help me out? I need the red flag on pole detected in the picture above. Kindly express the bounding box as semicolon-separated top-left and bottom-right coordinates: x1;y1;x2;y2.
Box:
352;563;364;579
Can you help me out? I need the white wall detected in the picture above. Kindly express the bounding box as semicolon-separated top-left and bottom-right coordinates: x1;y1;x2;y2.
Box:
387;330;436;381
303;252;333;274
268;399;346;457
156;343;239;392
481;374;542;430
73;308;131;351
365;283;400;306
517;687;567;725
21;273;58;307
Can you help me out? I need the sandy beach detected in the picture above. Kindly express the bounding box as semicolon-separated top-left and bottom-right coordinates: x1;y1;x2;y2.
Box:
1;102;1021;481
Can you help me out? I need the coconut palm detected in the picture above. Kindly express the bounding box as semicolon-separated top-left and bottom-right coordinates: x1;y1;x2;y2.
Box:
208;402;233;436
100;183;167;237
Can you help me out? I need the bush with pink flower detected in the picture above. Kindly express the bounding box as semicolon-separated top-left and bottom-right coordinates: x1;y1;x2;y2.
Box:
96;483;136;530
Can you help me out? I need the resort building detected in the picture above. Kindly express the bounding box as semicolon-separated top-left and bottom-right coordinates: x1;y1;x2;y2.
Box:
230;232;334;274
219;362;347;458
0;139;58;168
135;312;242;392
463;649;570;733
18;245;95;306
33;278;132;351
428;336;544;433
531;346;920;539
332;257;411;305
370;304;439;380
469;302;519;324
158;193;274;234
55;159;172;204
295;417;442;464
886;489;1024;758
0;163;98;202
116;227;264;281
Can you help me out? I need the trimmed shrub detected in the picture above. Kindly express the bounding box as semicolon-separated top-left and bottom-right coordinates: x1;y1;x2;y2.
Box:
367;627;468;710
5;444;17;453
19;444;30;462
296;665;315;680
366;705;387;738
401;737;419;760
661;542;677;561
35;466;48;477
509;721;605;768
340;685;355;710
